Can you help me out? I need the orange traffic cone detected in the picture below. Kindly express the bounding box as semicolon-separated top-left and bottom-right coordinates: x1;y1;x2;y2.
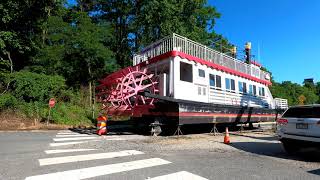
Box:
224;127;230;144
97;115;107;136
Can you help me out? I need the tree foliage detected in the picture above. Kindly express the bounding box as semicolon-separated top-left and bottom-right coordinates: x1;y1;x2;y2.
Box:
7;71;66;102
270;81;319;106
32;10;115;86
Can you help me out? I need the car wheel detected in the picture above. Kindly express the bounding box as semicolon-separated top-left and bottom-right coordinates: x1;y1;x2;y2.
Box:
281;139;299;154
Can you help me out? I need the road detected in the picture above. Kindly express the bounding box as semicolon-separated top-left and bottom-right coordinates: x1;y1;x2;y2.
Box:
0;129;319;180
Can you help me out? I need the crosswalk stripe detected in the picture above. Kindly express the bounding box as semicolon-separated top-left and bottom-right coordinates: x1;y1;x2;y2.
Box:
26;158;171;180
44;149;97;154
53;137;99;142
39;150;144;166
55;134;90;137
148;171;209;180
49;140;99;147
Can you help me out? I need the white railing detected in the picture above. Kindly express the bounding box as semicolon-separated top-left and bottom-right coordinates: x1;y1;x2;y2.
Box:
133;33;271;82
274;98;288;109
208;88;269;108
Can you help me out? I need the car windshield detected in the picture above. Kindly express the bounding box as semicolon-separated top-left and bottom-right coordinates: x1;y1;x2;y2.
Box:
282;107;320;118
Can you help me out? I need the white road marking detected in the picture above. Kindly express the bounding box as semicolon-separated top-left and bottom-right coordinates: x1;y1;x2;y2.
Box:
57;132;79;135
55;134;91;137
58;130;73;132
148;171;209;180
49;140;99;147
44;149;97;154
53;137;99;142
26;158;171;180
102;136;125;140
39;150;144;166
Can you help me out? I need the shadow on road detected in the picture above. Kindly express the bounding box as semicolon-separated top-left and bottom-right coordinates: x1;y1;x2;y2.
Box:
230;140;320;163
308;169;320;176
68;120;146;135
230;133;276;141
68;121;268;137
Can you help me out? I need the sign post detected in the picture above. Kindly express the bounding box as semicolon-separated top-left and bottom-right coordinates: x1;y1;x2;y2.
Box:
47;98;56;126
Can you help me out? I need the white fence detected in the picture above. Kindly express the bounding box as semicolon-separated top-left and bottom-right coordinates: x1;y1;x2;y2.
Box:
274;98;288;109
208;88;269;108
133;33;271;82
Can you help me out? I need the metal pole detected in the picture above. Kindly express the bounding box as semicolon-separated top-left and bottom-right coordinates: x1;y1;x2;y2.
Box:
47;107;51;126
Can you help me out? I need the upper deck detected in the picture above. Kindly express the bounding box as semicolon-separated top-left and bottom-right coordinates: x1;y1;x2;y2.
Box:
133;33;271;83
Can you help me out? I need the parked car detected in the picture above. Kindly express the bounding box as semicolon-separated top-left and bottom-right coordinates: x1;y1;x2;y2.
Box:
277;104;320;153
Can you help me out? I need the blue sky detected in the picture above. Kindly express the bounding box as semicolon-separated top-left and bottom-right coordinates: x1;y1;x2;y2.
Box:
210;0;320;84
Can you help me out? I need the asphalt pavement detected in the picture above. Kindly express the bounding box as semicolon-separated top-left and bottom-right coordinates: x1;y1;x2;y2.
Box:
0;129;319;180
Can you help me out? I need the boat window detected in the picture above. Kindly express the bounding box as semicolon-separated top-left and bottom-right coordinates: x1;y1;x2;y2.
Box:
216;75;221;88
239;82;247;93
258;87;265;96
238;82;243;93
209;74;215;86
226;78;231;90
209;74;221;89
203;87;206;95
226;78;235;91
198;69;205;78
253;85;257;95
180;62;193;82
198;86;201;95
243;82;247;93
249;85;253;95
231;79;235;91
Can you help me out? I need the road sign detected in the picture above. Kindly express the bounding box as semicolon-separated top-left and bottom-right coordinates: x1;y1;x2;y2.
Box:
49;98;55;108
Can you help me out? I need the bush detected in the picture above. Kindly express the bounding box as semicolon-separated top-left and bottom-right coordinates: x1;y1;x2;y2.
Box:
50;103;92;126
8;71;66;102
0;93;18;110
1;71;97;127
17;101;47;120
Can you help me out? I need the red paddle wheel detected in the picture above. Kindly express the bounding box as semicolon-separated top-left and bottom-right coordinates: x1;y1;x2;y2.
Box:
97;67;158;116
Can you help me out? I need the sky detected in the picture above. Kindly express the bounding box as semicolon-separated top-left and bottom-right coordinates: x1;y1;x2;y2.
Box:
209;0;320;84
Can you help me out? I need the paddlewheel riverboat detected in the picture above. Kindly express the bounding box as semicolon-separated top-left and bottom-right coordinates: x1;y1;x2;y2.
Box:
97;33;288;134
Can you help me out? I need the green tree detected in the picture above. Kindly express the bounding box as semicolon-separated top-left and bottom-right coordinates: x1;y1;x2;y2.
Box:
33;11;115;86
94;0;232;68
133;0;231;50
0;0;64;93
270;81;319;106
95;0;134;68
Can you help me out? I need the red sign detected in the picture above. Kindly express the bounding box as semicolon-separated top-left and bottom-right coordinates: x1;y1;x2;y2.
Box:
49;98;56;108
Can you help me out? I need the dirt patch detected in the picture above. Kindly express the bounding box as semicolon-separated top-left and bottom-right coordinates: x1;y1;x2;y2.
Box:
0;113;86;130
0;113;33;130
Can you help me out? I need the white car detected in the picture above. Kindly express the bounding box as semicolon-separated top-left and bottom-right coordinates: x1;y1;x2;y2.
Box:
277;105;320;153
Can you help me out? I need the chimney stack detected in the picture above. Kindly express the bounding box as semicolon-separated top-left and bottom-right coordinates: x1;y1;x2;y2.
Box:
245;42;251;64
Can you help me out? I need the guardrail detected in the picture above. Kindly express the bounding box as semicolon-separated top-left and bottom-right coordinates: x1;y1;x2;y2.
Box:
133;33;271;81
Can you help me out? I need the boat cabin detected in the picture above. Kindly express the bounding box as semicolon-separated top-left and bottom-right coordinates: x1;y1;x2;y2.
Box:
133;33;282;110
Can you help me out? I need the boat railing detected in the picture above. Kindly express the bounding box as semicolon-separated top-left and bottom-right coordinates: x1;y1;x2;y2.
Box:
274;98;288;109
133;33;271;82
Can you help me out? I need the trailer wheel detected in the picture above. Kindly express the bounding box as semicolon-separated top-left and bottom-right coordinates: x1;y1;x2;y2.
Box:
150;120;162;136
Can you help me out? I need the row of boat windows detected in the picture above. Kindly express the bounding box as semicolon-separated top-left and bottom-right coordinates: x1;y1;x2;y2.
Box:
208;74;265;96
179;62;265;96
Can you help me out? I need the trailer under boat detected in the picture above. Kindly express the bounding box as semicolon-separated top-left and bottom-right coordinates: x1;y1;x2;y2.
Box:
126;92;281;135
96;33;287;135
